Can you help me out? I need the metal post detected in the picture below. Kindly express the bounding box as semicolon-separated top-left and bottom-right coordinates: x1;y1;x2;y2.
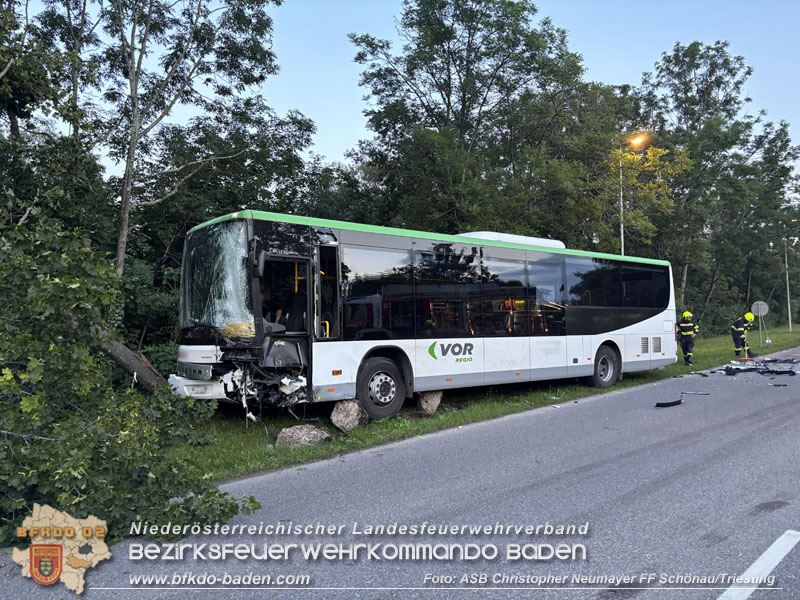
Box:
785;236;792;332
619;147;624;256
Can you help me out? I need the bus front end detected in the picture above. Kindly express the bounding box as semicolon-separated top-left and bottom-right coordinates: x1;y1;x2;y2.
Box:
168;216;312;409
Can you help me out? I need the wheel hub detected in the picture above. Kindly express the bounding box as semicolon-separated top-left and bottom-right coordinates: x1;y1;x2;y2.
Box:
598;356;612;382
368;372;396;405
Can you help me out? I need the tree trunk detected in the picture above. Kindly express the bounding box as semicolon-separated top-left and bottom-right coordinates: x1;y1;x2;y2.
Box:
704;260;720;305
8;112;19;138
745;268;752;304
93;328;167;390
114;115;139;278
679;262;689;306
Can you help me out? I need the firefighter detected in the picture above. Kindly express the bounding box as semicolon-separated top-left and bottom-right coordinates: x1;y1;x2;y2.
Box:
676;311;699;366
730;312;756;358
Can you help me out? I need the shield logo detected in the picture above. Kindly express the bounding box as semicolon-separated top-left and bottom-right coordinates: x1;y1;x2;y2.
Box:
30;544;62;585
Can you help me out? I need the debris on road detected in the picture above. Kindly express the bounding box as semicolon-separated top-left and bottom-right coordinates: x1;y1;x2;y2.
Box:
655;398;682;408
655;390;710;408
721;360;798;377
762;357;800;364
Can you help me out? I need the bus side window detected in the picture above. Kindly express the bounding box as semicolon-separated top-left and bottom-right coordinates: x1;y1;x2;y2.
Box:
340;245;414;340
527;253;566;336
414;243;481;339
482;257;527;336
564;257;622;307
621;264;670;309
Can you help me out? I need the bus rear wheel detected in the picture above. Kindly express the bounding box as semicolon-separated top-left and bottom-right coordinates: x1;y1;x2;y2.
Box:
592;346;619;388
357;357;406;419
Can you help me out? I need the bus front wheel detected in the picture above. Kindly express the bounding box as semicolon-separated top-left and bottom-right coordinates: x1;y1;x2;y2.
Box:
357;357;406;420
592;346;619;388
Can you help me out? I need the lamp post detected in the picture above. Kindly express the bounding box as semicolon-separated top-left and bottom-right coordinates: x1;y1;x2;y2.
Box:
618;134;647;256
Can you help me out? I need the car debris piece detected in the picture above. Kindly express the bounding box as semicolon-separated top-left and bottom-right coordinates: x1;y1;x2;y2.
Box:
768;383;788;387
655;390;709;408
723;363;797;377
655;398;682;408
763;368;796;376
279;375;306;395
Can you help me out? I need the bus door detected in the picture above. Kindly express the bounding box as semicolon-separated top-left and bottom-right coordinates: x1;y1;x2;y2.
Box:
314;239;340;340
259;255;311;368
527;253;567;380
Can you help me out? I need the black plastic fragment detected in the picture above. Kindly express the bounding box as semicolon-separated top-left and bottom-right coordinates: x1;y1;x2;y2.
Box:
655;399;682;408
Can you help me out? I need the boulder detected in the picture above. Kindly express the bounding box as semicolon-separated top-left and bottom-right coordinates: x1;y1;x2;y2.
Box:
418;391;443;416
275;425;331;447
331;400;369;432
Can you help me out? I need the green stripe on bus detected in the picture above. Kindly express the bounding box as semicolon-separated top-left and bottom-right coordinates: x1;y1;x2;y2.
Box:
188;210;671;266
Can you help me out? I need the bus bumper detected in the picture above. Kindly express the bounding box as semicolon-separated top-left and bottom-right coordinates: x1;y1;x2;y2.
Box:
168;374;228;400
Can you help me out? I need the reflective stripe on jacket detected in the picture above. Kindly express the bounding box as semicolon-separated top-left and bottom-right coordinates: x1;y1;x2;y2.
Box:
677;320;699;336
731;316;752;334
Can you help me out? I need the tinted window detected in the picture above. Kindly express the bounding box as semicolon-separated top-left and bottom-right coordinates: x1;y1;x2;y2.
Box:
527;253;566;336
482;258;527;336
318;245;340;338
415;242;481;338
622;264;670;309
341;246;414;340
261;259;309;333
565;258;622;307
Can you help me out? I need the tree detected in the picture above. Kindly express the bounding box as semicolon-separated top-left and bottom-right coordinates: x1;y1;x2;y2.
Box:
349;0;584;233
0;211;258;545
39;0;284;278
640;41;755;306
0;0;64;138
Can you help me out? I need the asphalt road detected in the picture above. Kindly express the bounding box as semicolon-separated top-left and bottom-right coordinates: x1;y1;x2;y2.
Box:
4;349;800;600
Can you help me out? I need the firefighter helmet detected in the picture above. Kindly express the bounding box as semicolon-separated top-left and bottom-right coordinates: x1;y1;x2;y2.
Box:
682;311;692;319
745;312;755;322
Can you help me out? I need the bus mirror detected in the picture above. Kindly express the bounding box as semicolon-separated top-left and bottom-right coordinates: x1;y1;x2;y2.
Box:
254;250;266;277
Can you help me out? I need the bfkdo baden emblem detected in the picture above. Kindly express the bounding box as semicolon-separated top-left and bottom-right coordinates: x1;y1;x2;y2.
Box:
30;544;63;585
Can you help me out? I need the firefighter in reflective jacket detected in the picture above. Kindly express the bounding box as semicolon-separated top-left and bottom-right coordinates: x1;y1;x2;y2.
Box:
731;312;755;358
676;311;699;366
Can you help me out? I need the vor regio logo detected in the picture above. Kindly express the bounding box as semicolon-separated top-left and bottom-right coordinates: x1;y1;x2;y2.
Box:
427;341;474;362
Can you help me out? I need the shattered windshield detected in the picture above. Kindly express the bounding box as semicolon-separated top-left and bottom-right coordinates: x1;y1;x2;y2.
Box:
180;220;255;339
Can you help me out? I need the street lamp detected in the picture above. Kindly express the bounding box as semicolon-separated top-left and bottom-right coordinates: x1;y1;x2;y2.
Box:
619;133;648;255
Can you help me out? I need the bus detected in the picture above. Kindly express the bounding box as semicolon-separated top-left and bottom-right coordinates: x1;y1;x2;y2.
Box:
169;210;677;418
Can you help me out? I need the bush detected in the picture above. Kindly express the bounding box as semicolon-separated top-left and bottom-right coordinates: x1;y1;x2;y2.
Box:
0;216;258;545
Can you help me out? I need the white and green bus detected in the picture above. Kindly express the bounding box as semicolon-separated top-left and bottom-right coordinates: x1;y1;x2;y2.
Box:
169;211;677;418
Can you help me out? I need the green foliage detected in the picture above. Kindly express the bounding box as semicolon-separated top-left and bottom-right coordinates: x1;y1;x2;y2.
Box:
336;6;797;335
0;213;258;546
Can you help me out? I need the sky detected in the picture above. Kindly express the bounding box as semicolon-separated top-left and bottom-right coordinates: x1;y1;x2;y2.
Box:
262;0;800;163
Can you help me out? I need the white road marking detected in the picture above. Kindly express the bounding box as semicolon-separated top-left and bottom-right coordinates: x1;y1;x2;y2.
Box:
718;529;800;600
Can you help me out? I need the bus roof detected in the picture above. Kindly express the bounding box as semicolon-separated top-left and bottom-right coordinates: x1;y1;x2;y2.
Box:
188;210;671;267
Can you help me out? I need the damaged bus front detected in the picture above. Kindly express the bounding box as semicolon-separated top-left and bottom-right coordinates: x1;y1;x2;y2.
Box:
169;215;329;409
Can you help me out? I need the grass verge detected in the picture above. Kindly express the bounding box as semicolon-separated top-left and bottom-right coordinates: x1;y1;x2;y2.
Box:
178;330;800;482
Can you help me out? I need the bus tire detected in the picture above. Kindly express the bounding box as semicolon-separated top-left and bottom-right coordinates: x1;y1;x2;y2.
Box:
357;357;406;419
592;346;619;388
